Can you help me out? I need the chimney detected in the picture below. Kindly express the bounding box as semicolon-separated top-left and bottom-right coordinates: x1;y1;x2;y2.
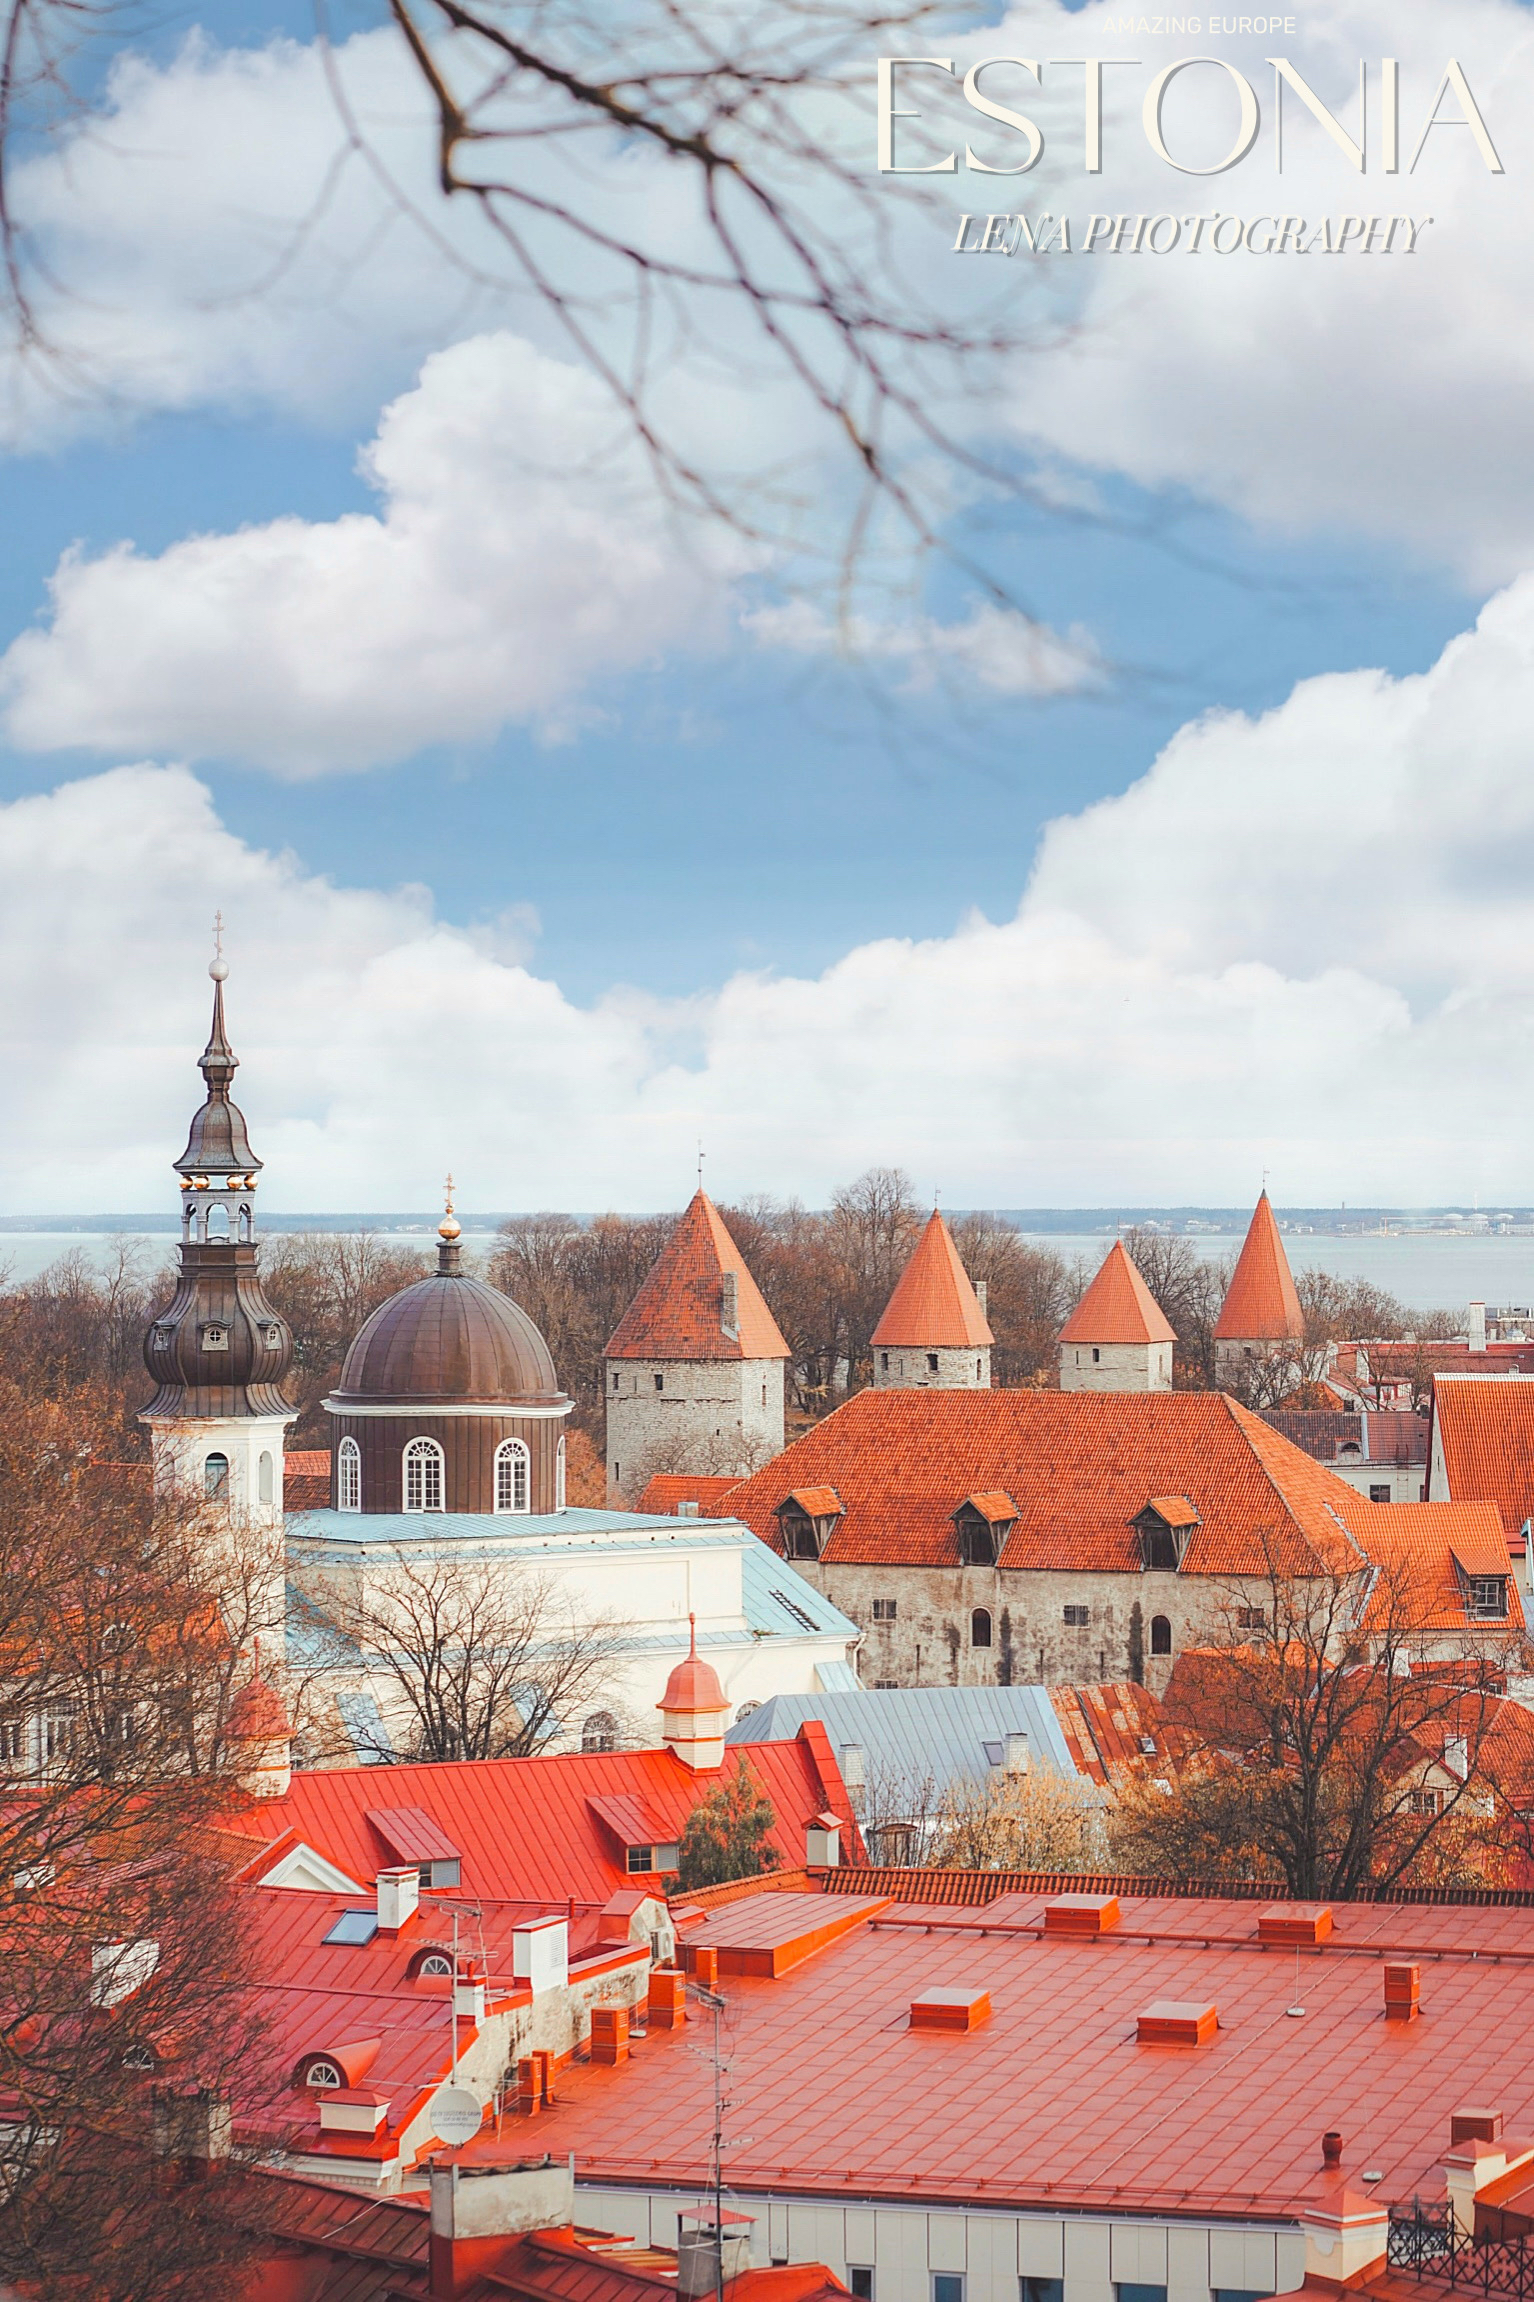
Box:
975;1280;988;1315
1322;2131;1343;2168
376;1866;419;1934
1003;1731;1031;1776
512;1918;569;1994
590;2006;630;2065
1385;1962;1421;2022
1445;1734;1470;1782
1469;1302;1488;1351
430;2150;575;2299
805;1811;841;1867
720;1270;739;1339
677;2207;755;2297
152;2084;232;2181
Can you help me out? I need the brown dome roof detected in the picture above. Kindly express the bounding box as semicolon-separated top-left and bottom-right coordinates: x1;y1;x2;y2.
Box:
332;1268;565;1409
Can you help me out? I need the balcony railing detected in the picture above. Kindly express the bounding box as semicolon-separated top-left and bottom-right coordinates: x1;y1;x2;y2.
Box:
1389;2206;1534;2299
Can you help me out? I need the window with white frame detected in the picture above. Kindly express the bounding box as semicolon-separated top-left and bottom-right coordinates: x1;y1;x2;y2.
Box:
556;1434;567;1510
337;1437;361;1513
403;1437;445;1514
494;1437;530;1514
305;2058;344;2090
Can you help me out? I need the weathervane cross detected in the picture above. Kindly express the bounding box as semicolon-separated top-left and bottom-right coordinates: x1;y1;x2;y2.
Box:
212;910;224;963
444;1172;456;1218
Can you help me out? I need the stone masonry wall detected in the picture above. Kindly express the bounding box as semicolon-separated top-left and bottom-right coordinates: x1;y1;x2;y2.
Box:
606;1358;786;1501
872;1345;991;1390
1059;1340;1173;1393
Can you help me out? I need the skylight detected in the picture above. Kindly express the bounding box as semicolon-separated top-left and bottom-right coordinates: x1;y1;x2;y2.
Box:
323;1909;379;1946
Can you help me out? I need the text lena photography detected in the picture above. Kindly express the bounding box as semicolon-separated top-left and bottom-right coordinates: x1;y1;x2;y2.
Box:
3;0;1534;2293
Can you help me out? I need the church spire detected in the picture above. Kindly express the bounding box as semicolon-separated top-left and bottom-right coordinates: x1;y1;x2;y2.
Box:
173;928;262;1186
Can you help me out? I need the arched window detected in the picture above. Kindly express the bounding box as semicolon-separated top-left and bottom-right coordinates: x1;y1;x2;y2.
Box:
204;1452;229;1499
414;1951;454;1979
238;1204;252;1240
970;1607;993;1649
337;1437;361;1513
305;2058;343;2091
207;1203;228;1238
494;1437;530;1515
403;1437;444;1514
582;1711;619;1753
556;1434;567;1511
1150;1614;1173;1656
258;1451;274;1505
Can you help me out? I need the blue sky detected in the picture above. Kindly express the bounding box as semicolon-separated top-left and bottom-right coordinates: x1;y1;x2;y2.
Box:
2;0;1533;1210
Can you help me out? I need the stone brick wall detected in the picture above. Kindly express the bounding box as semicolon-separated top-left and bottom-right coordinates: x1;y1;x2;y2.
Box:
1059;1340;1172;1393
872;1345;991;1390
605;1357;786;1500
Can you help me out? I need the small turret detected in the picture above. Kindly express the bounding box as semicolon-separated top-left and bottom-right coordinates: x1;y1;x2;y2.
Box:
658;1615;730;1770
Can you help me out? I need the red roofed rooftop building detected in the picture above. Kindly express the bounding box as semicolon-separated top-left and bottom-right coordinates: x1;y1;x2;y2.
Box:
1058;1241;1176;1394
605;1194;791;1504
870;1211;993;1392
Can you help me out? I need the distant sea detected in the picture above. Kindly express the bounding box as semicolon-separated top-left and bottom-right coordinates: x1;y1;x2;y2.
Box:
6;1220;1534;1316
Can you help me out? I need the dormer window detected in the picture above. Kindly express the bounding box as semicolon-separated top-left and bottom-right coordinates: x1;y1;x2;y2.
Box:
199;1323;229;1351
774;1487;844;1561
1133;1497;1201;1572
1467;1575;1508;1620
952;1492;1019;1567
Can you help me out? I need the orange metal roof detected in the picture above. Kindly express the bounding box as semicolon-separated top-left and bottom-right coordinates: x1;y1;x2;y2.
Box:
606;1194;789;1363
1059;1242;1175;1347
727;1388;1371;1575
1046;1683;1174;1783
221;1728;854;1902
1214;1193;1305;1342
1432;1378;1534;1537
870;1212;994;1350
526;1882;1534;2222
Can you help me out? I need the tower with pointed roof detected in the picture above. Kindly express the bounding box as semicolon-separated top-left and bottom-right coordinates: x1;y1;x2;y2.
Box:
1058;1241;1175;1393
604;1192;790;1503
141;948;297;1638
1214;1191;1306;1388
870;1209;993;1390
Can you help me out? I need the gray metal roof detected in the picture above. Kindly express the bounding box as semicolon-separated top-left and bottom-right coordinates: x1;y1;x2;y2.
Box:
726;1683;1078;1797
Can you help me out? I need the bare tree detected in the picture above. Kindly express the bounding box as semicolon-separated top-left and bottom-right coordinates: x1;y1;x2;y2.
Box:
926;1766;1109;1874
306;1546;628;1761
1119;1230;1231;1390
1110;1552;1509;1897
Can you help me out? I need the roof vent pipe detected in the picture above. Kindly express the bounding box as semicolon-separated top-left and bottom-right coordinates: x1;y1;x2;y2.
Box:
1469;1302;1488;1351
1323;2131;1343;2168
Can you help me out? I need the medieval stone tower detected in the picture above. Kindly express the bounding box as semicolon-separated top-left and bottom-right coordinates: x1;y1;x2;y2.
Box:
1058;1240;1175;1392
870;1209;992;1389
604;1192;790;1503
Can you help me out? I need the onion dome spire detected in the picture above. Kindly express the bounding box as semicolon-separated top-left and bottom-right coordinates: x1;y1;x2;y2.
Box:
174;918;262;1184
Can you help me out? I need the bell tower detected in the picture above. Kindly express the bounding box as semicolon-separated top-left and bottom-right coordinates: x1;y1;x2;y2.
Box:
140;936;296;1633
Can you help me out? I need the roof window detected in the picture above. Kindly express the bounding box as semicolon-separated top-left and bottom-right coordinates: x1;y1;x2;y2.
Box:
774;1488;843;1561
953;1492;1018;1566
323;1909;379;1947
1134;1498;1200;1572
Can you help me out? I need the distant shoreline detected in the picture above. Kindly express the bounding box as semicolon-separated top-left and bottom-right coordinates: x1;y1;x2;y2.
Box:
2;1206;1531;1240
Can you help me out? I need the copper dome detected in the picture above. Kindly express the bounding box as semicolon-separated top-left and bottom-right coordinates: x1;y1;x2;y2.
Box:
331;1267;565;1409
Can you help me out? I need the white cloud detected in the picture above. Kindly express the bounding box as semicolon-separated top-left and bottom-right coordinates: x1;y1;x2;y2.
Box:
746;599;1100;697
10;576;1534;1210
0;333;737;771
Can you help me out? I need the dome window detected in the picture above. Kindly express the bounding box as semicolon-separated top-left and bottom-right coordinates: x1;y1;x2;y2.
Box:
403;1438;445;1514
338;1437;361;1513
199;1323;229;1351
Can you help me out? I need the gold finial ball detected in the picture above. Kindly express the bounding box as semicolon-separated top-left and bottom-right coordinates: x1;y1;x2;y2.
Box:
439;1215;462;1241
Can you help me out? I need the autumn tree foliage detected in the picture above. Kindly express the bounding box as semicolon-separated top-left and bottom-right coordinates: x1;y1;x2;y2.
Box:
0;1379;280;2299
675;1758;782;1890
1109;1555;1507;1898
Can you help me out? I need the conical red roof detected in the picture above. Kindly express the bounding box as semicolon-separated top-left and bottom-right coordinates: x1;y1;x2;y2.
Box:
870;1211;994;1350
1214;1193;1304;1342
606;1193;789;1362
228;1675;290;1742
1059;1242;1175;1346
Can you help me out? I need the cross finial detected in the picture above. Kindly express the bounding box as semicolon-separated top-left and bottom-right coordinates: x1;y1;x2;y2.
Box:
1262;1165;1270;1194
697;1139;705;1190
209;910;229;983
444;1171;455;1218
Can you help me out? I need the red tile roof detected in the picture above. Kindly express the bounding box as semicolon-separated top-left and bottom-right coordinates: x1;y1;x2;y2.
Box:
1352;1503;1524;1634
1431;1377;1534;1537
870;1212;993;1350
1059;1242;1175;1347
726;1388;1370;1575
523;1878;1534;2223
606;1195;789;1363
285;1451;331;1511
1214;1193;1305;1342
221;1730;854;1903
1047;1682;1176;1783
636;1475;743;1517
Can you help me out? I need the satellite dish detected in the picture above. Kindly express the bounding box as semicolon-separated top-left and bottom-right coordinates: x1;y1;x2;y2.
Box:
432;2086;483;2145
